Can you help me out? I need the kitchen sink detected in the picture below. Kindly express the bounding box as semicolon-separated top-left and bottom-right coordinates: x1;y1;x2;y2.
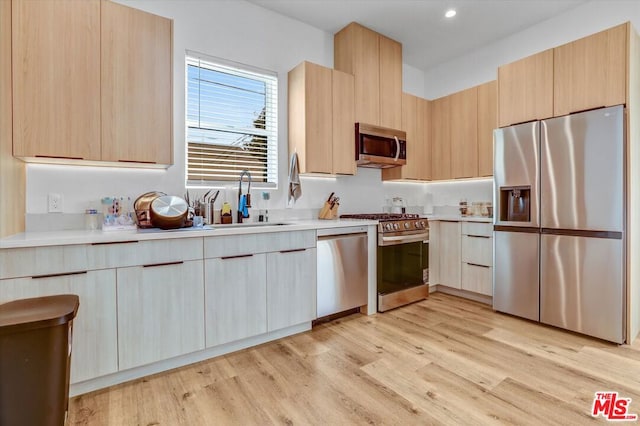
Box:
136;222;292;233
211;222;292;229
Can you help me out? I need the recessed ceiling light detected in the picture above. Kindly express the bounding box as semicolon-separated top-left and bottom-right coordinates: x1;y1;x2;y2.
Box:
445;9;457;18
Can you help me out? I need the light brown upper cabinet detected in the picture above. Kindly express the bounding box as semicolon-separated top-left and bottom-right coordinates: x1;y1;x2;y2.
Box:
498;49;553;127
288;61;355;175
12;0;101;160
101;1;172;165
378;35;403;129
554;23;627;116
11;0;172;166
450;87;478;179
335;22;402;129
431;96;452;181
419;97;432;181
382;93;427;181
477;80;497;177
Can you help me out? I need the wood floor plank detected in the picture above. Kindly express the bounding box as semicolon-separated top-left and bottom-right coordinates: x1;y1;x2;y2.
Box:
489;378;599;425
68;293;640;425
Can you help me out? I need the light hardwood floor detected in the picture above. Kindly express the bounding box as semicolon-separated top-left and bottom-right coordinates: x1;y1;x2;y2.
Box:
68;293;640;425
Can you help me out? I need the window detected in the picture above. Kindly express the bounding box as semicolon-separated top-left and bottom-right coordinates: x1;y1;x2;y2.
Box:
186;52;278;186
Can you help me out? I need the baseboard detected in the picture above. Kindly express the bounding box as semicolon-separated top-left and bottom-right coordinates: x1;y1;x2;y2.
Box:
434;285;493;305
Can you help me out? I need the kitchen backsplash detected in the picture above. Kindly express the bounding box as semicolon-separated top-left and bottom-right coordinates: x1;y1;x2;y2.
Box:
24;176;493;232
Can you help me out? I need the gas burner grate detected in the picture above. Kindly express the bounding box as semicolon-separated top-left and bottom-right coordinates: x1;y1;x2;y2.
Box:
340;213;420;221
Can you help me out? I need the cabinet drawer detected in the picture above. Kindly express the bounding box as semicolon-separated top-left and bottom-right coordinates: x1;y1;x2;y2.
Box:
88;237;203;269
461;263;492;296
461;234;493;266
0;245;89;279
204;230;315;259
461;221;492;237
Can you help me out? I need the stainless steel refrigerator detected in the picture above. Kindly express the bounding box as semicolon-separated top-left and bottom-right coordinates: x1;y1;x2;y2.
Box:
493;105;625;344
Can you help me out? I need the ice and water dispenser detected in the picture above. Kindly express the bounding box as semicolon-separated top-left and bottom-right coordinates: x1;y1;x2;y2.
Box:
499;186;531;222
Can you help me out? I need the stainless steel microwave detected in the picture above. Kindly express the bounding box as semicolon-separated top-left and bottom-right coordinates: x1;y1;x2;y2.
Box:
355;123;407;168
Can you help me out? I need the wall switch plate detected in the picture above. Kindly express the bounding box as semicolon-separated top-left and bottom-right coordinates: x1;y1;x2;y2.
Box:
48;193;63;213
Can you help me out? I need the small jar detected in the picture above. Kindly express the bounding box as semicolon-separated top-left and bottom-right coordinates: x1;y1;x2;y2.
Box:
85;209;99;231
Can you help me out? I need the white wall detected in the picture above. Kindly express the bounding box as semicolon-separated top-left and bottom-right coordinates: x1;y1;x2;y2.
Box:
424;0;640;99
25;0;428;217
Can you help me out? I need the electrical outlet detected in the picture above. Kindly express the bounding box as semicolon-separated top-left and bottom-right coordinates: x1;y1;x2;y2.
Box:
48;193;63;213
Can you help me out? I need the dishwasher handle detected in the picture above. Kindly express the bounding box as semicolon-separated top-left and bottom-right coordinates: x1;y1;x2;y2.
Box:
318;232;367;241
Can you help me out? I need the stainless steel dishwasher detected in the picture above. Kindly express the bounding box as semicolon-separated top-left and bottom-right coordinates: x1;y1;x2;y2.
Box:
316;226;368;319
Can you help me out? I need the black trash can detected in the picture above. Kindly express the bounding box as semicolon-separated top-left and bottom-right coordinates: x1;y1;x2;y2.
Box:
0;294;79;426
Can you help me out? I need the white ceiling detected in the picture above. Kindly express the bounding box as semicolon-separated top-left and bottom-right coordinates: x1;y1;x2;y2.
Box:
246;0;587;71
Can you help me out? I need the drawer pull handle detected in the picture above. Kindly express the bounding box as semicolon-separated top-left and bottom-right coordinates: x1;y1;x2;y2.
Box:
466;262;490;268
32;271;87;279
279;248;306;254
221;254;253;260
92;240;139;246
143;261;184;268
467;235;491;239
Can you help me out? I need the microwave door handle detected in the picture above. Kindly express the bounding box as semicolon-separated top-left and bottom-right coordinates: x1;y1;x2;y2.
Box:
394;136;400;161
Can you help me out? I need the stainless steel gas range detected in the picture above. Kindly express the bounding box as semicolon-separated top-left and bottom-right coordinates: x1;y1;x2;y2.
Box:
341;213;429;311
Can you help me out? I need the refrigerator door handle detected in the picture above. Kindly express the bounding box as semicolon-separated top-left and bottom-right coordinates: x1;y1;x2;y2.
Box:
540;228;623;240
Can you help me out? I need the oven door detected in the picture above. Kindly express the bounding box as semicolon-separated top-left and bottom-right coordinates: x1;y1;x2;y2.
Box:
377;240;428;311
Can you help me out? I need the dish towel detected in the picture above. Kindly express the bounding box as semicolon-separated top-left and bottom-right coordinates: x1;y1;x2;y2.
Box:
238;194;249;218
288;152;302;204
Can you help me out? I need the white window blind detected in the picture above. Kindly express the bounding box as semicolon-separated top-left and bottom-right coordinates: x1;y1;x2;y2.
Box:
186;52;278;186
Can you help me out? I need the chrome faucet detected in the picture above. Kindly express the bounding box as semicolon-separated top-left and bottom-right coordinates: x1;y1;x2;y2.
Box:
237;170;252;223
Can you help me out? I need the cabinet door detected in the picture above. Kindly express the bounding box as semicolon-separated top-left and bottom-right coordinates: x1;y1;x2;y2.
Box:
288;62;332;174
554;23;627;116
267;248;316;331
382;92;419;181
451;87;478;178
117;260;204;370
498;49;553;127
332;69;356;175
12;0;100;160
0;270;117;383
101;0;172;165
428;221;440;285
334;23;380;126
477;81;497;177
379;34;403;129
431;96;451;180
205;254;267;347
418;97;432;180
439;221;461;289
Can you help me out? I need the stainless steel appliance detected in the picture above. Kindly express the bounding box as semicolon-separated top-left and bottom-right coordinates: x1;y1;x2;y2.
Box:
494;105;625;343
340;213;429;311
355;123;406;168
316;226;368;319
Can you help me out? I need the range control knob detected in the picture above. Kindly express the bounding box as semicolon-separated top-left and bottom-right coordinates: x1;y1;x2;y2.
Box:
420;221;427;228
415;221;422;228
385;223;393;231
393;223;399;230
404;222;411;229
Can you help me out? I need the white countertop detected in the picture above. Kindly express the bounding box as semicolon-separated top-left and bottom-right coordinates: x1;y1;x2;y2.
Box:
0;219;378;249
426;215;493;223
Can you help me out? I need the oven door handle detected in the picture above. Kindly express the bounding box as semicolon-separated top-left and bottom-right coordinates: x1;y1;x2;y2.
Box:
379;233;429;246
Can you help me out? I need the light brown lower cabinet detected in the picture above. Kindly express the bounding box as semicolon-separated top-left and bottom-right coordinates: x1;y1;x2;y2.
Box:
0;269;118;383
205;254;267;347
266;248;317;331
117;260;205;370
